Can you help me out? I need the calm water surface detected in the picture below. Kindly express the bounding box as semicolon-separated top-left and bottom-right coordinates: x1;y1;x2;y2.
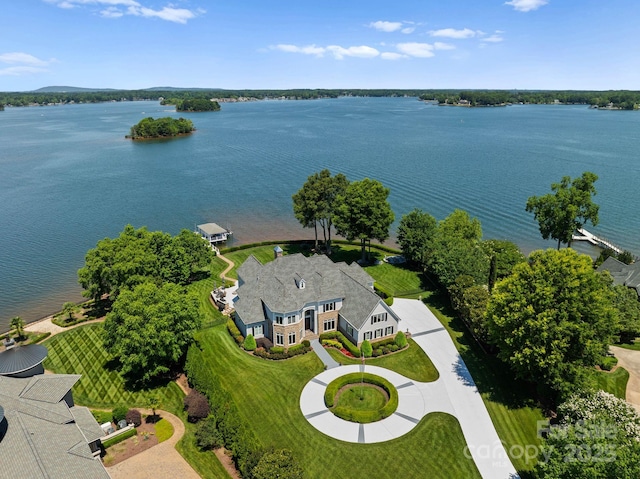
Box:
1;98;639;331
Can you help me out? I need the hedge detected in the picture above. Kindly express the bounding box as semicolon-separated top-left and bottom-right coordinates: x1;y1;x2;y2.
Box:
102;428;137;449
226;319;244;346
253;344;312;360
319;331;360;357
324;373;398;423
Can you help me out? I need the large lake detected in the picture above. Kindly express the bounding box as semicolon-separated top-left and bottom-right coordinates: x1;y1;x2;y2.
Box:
2;97;639;331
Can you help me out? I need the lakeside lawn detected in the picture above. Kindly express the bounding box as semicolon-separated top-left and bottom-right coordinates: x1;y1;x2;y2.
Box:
197;324;481;479
594;367;630;399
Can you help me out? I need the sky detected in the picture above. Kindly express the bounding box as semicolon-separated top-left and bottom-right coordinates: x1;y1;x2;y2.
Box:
1;0;639;91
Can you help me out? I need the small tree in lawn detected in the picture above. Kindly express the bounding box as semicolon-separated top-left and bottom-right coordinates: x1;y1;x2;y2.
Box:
61;302;79;323
394;331;408;349
10;316;25;340
146;394;160;422
244;334;257;351
361;340;372;358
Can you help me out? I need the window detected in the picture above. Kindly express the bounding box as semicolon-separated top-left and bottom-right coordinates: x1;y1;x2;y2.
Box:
346;325;354;337
374;328;383;339
288;331;296;345
371;312;388;325
254;324;263;335
385;326;394;336
275;315;283;325
364;331;372;340
323;302;335;313
323;319;335;331
287;315;296;324
275;333;284;346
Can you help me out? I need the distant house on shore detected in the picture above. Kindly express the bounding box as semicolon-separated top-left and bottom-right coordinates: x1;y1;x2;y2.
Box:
597;257;640;297
232;248;401;347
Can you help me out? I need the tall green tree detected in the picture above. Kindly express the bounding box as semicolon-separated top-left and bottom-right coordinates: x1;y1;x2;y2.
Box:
10;316;25;339
397;208;437;268
526;172;599;249
103;281;202;385
485;248;618;401
333;178;395;262
292;172;322;250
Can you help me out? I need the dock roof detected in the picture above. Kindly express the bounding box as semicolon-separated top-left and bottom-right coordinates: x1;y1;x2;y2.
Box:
197;223;228;235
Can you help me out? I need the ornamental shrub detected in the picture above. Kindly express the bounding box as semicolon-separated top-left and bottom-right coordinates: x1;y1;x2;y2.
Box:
112;405;128;424
102;428;137;448
125;409;142;427
302;339;310;348
599;356;618;371
319;331;360;357
270;346;285;354
226;319;244;345
361;340;372;358
195;416;223;450
322;339;342;349
184;390;210;423
244;334;257;351
395;331;408;349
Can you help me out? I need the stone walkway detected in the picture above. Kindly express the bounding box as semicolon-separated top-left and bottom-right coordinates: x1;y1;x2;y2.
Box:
610;345;640;414
299;298;518;479
107;410;200;479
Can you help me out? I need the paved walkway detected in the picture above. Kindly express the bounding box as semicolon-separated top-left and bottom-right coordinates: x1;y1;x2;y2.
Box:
310;339;340;369
107;410;200;479
299;298;518;479
24;316;104;338
611;345;640;414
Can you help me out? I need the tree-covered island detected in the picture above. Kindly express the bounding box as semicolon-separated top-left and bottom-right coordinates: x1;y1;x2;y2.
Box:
126;116;195;140
161;97;221;112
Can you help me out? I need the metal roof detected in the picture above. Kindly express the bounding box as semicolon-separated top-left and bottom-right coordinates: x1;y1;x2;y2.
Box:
0;344;48;376
0;405;4;423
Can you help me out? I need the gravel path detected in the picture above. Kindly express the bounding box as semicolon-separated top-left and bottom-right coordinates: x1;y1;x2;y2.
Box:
107;410;201;479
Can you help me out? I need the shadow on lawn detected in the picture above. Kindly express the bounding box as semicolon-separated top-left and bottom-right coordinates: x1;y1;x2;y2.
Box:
424;288;538;410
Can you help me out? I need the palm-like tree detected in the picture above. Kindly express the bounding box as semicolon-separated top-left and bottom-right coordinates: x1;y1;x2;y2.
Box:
10;316;25;339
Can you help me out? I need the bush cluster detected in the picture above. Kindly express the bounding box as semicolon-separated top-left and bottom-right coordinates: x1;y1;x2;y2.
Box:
125;409;142;427
112;405;128;424
321;339;342;349
253;342;312;360
599;356;618;371
227;319;244;346
184;390;210;423
319;331;360;357
186;346;262;478
324;372;399;423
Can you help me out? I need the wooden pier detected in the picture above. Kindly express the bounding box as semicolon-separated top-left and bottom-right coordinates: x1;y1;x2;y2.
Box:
572;228;623;254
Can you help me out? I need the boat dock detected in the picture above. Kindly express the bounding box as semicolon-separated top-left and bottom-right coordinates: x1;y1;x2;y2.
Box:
572;228;623;254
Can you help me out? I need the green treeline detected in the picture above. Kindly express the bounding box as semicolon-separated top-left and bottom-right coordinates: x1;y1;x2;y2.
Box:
128;116;194;139
422;90;640;109
163;98;221;112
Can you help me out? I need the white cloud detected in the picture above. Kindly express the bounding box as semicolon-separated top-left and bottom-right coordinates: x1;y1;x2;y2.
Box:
401;27;415;34
0;52;56;76
504;0;548;12
396;42;435;58
369;20;403;32
381;52;406;60
44;0;200;23
272;44;326;57
434;42;455;50
327;45;380;60
482;34;504;43
429;28;478;39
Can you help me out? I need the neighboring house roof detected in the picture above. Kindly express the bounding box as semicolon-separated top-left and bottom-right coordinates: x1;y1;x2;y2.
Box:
197;223;228;235
0;344;48;376
0;375;110;479
597;257;640;295
235;253;382;328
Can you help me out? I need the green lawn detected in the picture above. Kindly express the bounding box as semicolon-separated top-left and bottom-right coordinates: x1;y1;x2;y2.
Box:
43;324;184;411
154;418;174;443
197;325;481;479
615;339;640;351
326;338;439;382
335;384;387;410
594;367;630;399
43;322;232;478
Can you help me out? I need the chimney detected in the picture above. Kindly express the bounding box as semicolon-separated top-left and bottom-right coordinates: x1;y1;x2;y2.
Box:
274;245;283;259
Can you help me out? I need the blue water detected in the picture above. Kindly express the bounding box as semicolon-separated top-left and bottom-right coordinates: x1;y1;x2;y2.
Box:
2;97;639;331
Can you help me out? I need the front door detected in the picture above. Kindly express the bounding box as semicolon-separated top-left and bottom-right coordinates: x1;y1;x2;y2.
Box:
305;309;315;332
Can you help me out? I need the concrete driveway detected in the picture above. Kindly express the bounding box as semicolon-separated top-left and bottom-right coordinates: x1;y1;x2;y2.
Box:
611;345;640;414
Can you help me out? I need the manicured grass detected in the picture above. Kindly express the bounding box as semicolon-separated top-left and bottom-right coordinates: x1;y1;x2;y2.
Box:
91;409;113;425
594;367;629;399
326;338;439;382
186;276;228;329
43;324;184;411
175;423;232;479
221;243;308;279
615;339;640;351
154;418;174;443
197;324;481;478
335;385;388;411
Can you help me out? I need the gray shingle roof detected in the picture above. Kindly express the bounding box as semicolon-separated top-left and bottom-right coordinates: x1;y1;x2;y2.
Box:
197;223;227;235
597;257;640;296
0;344;48;376
71;406;107;444
0;375;110;479
235;253;382;329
